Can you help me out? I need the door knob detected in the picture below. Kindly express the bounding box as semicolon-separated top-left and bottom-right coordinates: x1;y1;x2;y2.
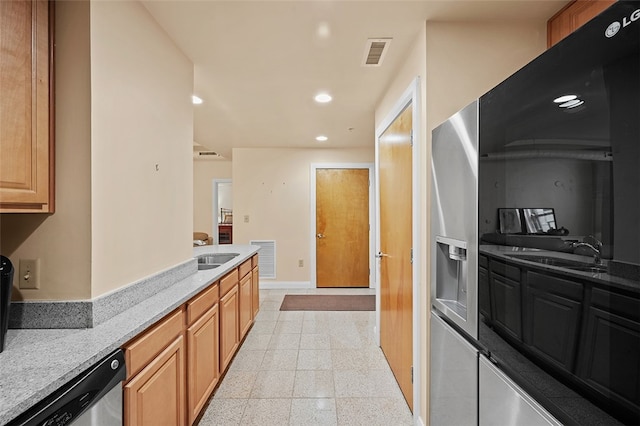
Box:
316;233;325;239
376;252;389;258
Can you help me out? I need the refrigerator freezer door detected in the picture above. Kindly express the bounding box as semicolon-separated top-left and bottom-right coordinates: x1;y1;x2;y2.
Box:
430;312;478;426
430;100;479;340
479;355;562;426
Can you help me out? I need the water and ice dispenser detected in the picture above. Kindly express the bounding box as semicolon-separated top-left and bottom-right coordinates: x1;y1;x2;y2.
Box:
434;236;468;321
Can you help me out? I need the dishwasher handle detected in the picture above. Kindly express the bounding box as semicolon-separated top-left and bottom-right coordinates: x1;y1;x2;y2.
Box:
8;348;126;426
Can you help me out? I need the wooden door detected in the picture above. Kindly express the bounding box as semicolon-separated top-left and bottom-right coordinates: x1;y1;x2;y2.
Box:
124;335;186;426
316;168;370;287
379;104;413;410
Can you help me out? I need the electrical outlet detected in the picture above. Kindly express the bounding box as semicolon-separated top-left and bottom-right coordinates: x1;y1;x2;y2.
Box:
19;259;40;289
298;259;304;267
244;215;250;223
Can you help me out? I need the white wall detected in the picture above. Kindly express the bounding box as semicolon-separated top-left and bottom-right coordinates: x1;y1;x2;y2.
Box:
232;147;374;283
89;0;194;296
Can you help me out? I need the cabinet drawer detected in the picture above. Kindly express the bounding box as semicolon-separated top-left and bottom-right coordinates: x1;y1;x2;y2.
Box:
251;254;258;268
220;269;239;296
187;283;219;325
124;308;185;380
490;260;521;282
239;259;252;279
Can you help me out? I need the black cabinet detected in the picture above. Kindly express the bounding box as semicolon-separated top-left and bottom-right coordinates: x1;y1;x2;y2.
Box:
576;288;640;422
523;271;584;373
489;260;522;341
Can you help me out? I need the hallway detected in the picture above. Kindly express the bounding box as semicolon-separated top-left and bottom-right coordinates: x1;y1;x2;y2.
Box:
198;288;413;425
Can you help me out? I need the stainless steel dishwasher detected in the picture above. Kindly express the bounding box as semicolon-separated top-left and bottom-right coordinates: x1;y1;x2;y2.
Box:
8;349;126;425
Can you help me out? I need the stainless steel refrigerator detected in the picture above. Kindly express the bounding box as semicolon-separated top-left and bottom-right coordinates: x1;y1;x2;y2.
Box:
430;101;563;426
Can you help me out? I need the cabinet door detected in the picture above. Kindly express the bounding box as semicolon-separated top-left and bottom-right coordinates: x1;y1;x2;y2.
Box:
187;304;219;425
219;284;239;372
124;335;186;426
577;289;640;420
479;257;491;322
252;266;260;318
489;261;522;341
547;0;615;47
524;272;583;373
0;0;54;212
239;272;252;339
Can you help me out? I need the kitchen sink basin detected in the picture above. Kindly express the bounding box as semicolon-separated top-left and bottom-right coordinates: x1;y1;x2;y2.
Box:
503;254;607;273
196;253;240;270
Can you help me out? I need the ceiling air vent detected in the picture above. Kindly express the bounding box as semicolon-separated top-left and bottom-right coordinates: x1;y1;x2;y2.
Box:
362;38;392;67
193;151;225;160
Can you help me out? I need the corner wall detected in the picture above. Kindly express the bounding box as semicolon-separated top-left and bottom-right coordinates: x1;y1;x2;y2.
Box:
0;0;93;300
375;19;548;424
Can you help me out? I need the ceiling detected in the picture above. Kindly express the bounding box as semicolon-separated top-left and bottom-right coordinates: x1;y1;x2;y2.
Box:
141;0;569;160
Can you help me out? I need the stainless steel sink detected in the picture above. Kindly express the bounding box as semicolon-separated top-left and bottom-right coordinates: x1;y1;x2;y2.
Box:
503;254;607;273
196;253;240;270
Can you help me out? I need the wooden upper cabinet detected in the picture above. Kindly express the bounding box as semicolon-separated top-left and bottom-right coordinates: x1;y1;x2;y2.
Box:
548;0;616;48
0;0;55;213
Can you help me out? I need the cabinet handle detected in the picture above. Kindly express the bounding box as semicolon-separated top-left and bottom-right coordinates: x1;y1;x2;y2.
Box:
316;233;325;239
376;252;389;258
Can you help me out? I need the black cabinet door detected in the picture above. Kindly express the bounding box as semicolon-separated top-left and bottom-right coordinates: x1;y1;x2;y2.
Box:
524;272;583;373
489;262;522;341
479;260;491;322
576;289;640;422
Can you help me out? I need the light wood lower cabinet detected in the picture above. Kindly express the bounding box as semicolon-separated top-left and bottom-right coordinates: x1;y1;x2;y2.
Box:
124;335;186;426
187;303;219;425
123;254;260;425
220;283;239;372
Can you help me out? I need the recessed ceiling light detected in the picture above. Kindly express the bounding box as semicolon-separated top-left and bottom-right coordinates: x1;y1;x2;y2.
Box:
192;95;203;105
553;94;577;103
559;99;584;109
314;93;332;103
316;135;328;142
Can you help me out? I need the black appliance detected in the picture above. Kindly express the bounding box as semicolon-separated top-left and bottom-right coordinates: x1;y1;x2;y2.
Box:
1;255;13;353
478;1;640;425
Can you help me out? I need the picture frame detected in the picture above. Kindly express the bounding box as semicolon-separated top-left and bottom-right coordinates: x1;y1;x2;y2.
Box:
498;208;523;234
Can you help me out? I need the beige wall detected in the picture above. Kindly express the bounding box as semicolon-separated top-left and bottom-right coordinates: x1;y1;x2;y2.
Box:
374;19;547;425
0;0;194;301
233;147;374;283
0;0;93;300
89;0;194;296
193;160;232;237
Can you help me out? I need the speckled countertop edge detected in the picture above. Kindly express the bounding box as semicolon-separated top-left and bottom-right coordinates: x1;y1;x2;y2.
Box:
0;244;259;424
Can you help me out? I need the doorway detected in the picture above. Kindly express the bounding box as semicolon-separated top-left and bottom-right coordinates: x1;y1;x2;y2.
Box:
310;163;375;288
212;179;232;244
375;78;420;415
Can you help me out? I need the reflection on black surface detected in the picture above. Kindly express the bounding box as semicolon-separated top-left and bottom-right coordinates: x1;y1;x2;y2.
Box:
478;2;640;424
480;317;623;426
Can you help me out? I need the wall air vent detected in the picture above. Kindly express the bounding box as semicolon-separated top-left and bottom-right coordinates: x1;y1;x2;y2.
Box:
250;240;276;279
362;38;392;67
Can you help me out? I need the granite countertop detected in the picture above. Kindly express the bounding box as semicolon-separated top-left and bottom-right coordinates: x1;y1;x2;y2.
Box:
480;244;639;293
0;244;259;424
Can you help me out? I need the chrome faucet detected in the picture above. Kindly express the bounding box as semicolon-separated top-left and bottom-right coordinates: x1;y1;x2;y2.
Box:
571;240;601;264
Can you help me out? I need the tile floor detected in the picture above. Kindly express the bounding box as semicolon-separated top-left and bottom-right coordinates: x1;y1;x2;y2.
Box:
197;288;413;426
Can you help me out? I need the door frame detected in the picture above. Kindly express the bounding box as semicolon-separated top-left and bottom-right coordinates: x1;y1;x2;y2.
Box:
309;163;376;289
212;178;232;244
374;77;421;419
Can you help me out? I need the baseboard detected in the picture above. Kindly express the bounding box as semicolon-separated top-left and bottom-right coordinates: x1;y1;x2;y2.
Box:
258;281;312;290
